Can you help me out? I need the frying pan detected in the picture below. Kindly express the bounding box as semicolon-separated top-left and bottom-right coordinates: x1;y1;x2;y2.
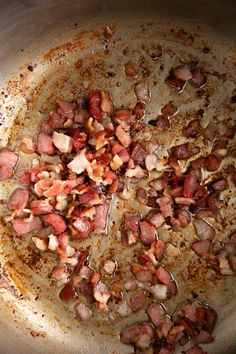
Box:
0;0;235;353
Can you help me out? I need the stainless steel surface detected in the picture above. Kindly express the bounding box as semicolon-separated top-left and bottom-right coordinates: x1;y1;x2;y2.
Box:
0;1;235;353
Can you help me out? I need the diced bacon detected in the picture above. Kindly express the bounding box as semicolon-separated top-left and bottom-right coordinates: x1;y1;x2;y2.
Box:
56;100;75;119
59;282;76;301
67;149;92;175
149;178;167;191
204;154;222;171
125;62;137;78
93;281;110;307
0;148;19;180
42;179;63;198
165;72;186;91
113;108;132;121
72;129;87;150
12;216;42;235
73;216;92;239
52;132;73;153
175;197;195;205
146;211;165;229
211;179;228;191
125;165;146;179
194;330;214;343
191;157;206;170
191;240;211;256
207;192;223;212
123;212;140;232
110;154;123;170
103;260;116;275
178;210;191;228
19;137;35;154
132;101;145;120
40;121;54;134
89;91;103;120
140;221;156;245
170;143;200;160
176;301;200;323
57;233;70;250
111;142;123;155
94;130;108;150
166;243;179;257
145;154;157;171
32;236;48;251
115;125;132;148
157;196;173;218
43;213;67;235
135;83;151;103
156;266;172;285
100;91;114;114
191;68;207;87
8;188;29;212
30;199;54;214
79;186;101;205
148;116;170;131
174;64;193;81
94;200;109;233
185;346;206;354
183;171;199;198
161;102;178;117
129;291;146;313
136;188;148;204
130;143;147;166
76;302;92;322
183;119;201;138
74;107;89;124
118;148;130;163
121;230;139;246
146;302;166;327
120;323;153;348
151;240;167;261
193;219;216;241
48;234;59;251
37;133;54;155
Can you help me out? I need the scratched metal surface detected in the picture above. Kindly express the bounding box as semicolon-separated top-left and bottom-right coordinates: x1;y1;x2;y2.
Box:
0;2;236;354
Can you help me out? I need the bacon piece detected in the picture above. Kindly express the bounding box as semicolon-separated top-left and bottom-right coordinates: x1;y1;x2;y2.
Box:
156;266;172;285
76;302;92;322
57;100;75;119
79;186;100;205
148;116;170;131
59;282;76;301
194;330;214;343
145;154;157;171
113;109;132;121
132;102;145;120
135;83;151;103
149;178;167;191
40;121;54;134
94;200;109;233
19;137;35;154
93;281;110;308
129;291;146;313
146;211;165;229
149;283;168;300
73;216;93;239
157;196;173;218
203;122;218;140
0;148;19;180
167;325;185;344
130;143;147;166
204;154;222;171
152;240;167;261
8;188;29;212
207;192;223;212
211;179;228;191
183;171;198;198
120;322;153;348
123;212;140;232
174;64;193;81
74;107;89;124
125;62;137;78
115;125;132;148
191;68;207;87
183;120;201;138
74;249;90;273
146;302;166;327
72;129;87;150
191;157;206;170
52;132;73;153
100;91;114;114
191;240;211;256
77;282;95;303
185;346;206;354
30;200;54;215
170;143;200;160
43;213;67;235
165;72;186;91
37;133;54;155
89;91;103;120
67;149;92;175
175;197;195;205
178;210;191;228
136;188;148;204
193;219;216;241
161;102;178;117
103;260;116;275
140;221;156;245
12;216;42;235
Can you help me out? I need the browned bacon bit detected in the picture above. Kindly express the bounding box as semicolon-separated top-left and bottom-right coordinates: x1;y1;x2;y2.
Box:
156;266;172;285
148;116;170;131
183;171;199;198
191;240;211;256
136;188;148;204
140;221;156;245
149;178;167;191
120;322;154;349
43;213;67;235
146;210;165;229
0;148;19;180
157;196;173;218
59;282;76;301
94;199;109;233
165;71;186;91
8;188;29;212
125;62;137;78
37;133;55;155
104;25;113;39
203;122;218;140
135;83;151;103
130;142;147;166
173;64;193;81
89;91;103;120
76;302;92;322
161;102;178;117
182;120;201;138
122;212;141;246
212;139;228;157
169;143;200;160
132;102;146;120
151;240;167;262
204;154;222;171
